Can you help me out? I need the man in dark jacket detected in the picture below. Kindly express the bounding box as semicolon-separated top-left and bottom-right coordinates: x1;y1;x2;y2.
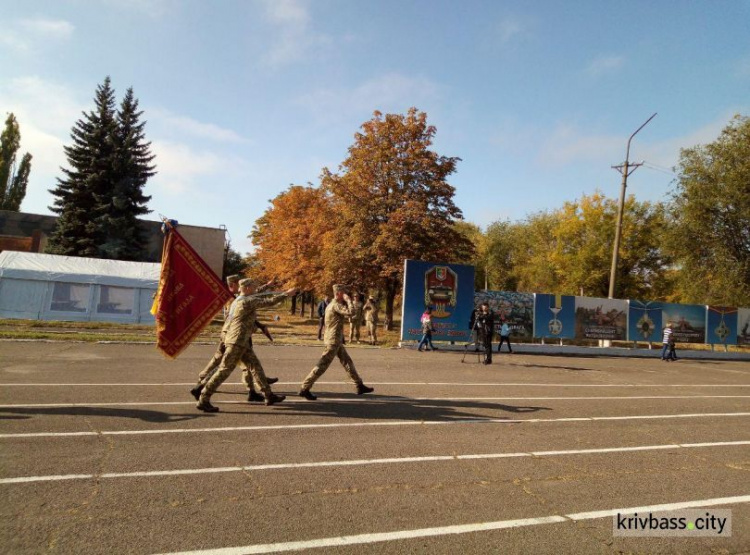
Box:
475;302;495;365
317;295;330;340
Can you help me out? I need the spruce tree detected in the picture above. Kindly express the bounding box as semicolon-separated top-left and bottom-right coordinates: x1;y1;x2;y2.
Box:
47;78;155;259
95;88;155;260
47;77;118;256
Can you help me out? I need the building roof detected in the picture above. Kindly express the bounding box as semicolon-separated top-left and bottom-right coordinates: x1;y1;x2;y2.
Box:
0;251;160;288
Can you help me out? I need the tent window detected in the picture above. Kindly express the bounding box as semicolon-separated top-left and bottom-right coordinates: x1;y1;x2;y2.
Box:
51;283;90;312
97;286;135;315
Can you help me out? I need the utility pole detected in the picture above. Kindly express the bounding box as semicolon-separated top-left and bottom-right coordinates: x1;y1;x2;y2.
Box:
608;113;657;299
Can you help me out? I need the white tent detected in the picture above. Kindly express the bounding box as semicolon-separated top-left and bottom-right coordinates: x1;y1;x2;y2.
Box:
0;251;160;323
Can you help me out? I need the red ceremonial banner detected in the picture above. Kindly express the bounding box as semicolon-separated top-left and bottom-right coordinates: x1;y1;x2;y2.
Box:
151;226;233;358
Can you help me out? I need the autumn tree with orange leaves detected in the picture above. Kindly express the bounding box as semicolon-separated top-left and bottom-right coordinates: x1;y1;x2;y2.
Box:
250;185;333;297
321;108;474;329
251;108;473;330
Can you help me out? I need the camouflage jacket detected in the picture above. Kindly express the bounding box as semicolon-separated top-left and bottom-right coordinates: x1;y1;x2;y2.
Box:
349;300;364;323
323;299;354;345
363;300;379;323
224;293;287;347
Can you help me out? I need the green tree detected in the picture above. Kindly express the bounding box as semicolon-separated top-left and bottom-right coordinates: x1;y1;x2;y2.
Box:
222;243;249;279
96;88;155;260
667;114;750;306
504;192;669;299
510;210;562;293
0;113;33;211
483;220;522;292
47;78;154;259
321;108;475;329
453;220;486;290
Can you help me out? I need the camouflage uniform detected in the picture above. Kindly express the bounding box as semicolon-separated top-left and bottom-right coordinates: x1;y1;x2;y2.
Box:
348;297;364;342
199;291;287;403
198;319;268;392
196;281;275;393
300;294;365;392
363;298;379;344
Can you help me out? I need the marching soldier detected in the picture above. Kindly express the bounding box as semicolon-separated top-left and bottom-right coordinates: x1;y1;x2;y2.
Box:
348;292;364;343
190;276;278;403
363;295;379;345
298;284;374;400
196;279;295;412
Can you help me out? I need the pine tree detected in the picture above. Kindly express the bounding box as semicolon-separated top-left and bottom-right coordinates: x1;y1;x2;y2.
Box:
47;78;118;256
95;88;155;260
47;78;155;259
0;113;33;211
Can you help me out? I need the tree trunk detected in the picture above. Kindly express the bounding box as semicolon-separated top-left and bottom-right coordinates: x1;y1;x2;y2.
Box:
299;292;306;317
290;294;297;315
309;292;315;319
384;277;399;331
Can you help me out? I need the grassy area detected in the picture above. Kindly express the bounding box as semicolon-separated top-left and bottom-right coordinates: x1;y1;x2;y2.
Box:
0;306;404;348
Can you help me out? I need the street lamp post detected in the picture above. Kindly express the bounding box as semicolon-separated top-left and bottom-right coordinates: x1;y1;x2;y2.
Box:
608;113;657;299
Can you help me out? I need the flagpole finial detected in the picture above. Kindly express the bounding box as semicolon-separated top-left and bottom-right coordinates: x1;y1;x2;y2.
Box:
159;217;179;234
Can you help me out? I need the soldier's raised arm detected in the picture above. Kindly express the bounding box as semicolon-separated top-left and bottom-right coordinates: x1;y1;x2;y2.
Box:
253;287;297;309
332;293;355;317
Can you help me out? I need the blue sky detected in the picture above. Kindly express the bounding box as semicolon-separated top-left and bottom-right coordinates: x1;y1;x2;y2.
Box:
2;0;748;253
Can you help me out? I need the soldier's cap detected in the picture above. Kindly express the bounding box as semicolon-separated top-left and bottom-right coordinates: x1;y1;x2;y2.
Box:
332;284;349;293
226;274;241;284
238;278;254;288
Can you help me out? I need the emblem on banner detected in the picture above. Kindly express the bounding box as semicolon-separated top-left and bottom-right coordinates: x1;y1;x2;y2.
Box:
548;294;563;336
424;265;457;318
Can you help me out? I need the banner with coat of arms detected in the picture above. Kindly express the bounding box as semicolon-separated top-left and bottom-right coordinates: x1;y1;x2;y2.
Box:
400;259;475;342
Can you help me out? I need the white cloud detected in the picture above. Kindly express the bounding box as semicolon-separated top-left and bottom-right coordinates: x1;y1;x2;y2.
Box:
586;55;625;76
100;0;176;18
297;73;441;124
638;112;741;171
497;18;525;44
0;77;87;212
537;123;623;166
19;19;75;39
1;18;74;52
736;56;750;78
264;0;310;25
149;141;221;193
148;109;248;143
258;0;331;67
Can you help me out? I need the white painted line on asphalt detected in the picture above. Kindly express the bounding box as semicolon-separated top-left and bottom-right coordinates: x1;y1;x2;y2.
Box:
2;440;749;485
2;411;750;439
3;395;750;409
1;382;749;387
152;494;750;554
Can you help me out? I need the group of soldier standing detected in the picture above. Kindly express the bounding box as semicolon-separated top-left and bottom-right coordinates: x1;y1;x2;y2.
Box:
318;292;379;345
190;275;374;412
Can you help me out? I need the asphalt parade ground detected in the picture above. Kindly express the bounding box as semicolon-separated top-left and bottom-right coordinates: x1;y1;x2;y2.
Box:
1;342;749;554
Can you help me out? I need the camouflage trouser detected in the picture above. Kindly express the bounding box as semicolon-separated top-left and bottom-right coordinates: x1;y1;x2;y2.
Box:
201;344;271;400
349;317;362;342
198;341;258;392
301;343;362;391
366;321;377;343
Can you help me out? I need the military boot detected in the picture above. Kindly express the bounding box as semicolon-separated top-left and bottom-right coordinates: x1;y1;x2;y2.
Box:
298;389;317;400
190;384;204;401
196;399;219;412
265;393;286;406
356;384;374;395
247;390;264;402
267;377;279;385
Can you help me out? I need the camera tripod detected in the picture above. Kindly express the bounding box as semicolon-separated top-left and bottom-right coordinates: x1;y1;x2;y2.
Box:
461;322;484;364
